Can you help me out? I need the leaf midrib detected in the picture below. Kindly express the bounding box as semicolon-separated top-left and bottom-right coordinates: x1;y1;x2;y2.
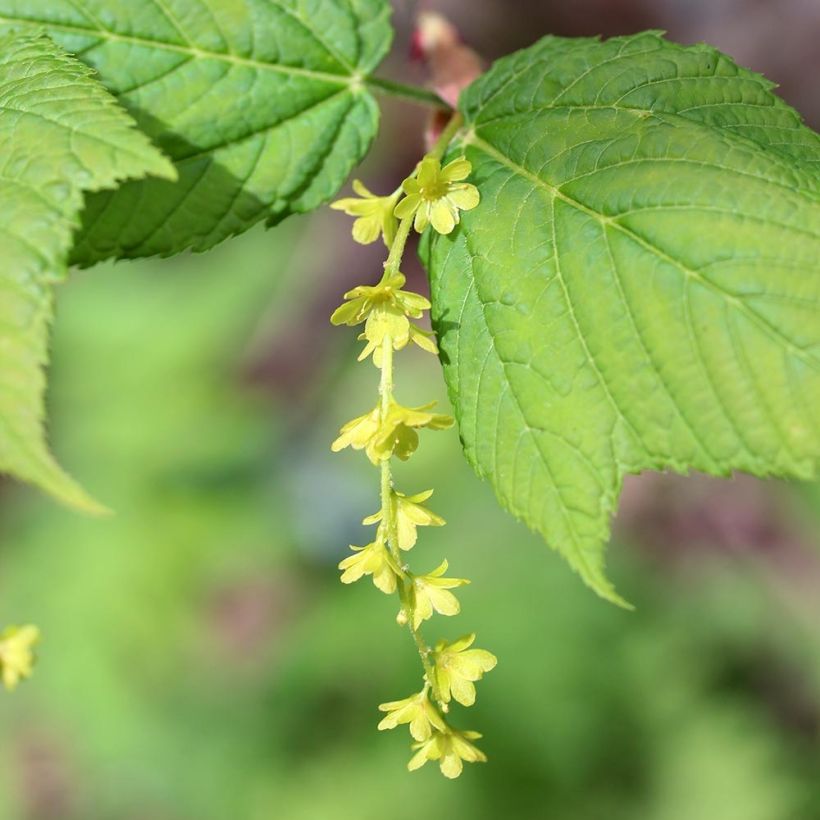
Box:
466;133;820;373
0;15;361;87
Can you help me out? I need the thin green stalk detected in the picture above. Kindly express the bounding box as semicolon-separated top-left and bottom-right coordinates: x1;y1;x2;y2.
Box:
429;112;464;161
366;75;450;109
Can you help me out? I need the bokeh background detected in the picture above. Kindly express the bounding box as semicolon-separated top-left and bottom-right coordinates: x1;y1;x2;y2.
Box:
1;1;819;818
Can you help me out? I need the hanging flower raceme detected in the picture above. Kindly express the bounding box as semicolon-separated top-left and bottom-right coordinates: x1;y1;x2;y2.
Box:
330;119;492;778
330;180;401;246
408;726;487;779
395;155;480;234
0;624;40;691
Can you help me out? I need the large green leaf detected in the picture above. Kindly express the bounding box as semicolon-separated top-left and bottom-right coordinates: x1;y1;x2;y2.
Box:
425;32;820;604
0;32;175;509
0;0;393;263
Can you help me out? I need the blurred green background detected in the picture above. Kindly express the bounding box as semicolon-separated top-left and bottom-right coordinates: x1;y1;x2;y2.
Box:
1;2;819;818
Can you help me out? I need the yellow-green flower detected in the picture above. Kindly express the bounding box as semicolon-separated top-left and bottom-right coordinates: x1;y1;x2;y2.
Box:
408;726;487;779
330;271;428;328
378;689;447;741
332;401;453;464
0;625;40;691
338;535;398;594
363;489;445;551
432;634;497;707
395;156;480;235
330;180;401;246
330;271;435;364
409;560;469;629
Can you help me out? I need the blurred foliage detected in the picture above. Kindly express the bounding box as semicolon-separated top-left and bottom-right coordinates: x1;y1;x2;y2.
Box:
0;217;817;819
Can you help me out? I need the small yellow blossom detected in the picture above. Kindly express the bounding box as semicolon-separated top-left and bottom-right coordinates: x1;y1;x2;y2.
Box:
363;489;445;550
432;634;497;707
394;155;480;235
331;180;401;246
0;625;40;691
378;689;447;741
329;271;436;364
408;726;487;779
332;401;453;464
330;271;429;328
408;560;469;629
338;535;398;594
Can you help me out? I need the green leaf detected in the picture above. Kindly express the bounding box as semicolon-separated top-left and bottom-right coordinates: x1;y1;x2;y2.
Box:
424;32;820;605
0;0;394;263
0;32;175;510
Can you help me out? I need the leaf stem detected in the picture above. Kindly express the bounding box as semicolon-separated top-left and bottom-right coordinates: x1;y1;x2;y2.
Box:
366;75;450;110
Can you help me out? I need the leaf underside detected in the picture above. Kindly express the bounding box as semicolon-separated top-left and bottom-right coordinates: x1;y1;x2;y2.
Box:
425;32;820;604
0;32;175;509
0;0;393;264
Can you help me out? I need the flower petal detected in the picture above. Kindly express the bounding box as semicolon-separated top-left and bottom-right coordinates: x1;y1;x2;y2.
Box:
441;156;471;182
416;157;440;188
352;215;381;244
352;179;374;198
450;676;477;706
426;586;461;617
447;184;480;211
394;193;421;219
430;200;456;235
439;750;464;779
413;205;430;233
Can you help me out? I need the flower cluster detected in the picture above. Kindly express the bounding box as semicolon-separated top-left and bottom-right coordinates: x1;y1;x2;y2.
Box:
331;134;494;778
330;155;479;246
0;624;40;691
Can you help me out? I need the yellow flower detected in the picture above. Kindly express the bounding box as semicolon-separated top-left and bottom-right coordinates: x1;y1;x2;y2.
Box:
332;401;453;464
338;534;398;594
394;156;480;235
432;634;497;707
363;489;445;551
378;689;447;741
330;271;429;328
408;726;487;779
408;560;469;629
330;180;401;246
329;271;436;364
0;625;40;691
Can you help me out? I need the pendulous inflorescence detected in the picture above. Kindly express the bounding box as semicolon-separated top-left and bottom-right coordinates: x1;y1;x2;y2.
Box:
330;115;496;778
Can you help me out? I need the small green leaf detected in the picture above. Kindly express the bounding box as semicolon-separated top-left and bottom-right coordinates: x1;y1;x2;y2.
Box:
0;32;175;509
0;0;394;263
425;32;820;604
